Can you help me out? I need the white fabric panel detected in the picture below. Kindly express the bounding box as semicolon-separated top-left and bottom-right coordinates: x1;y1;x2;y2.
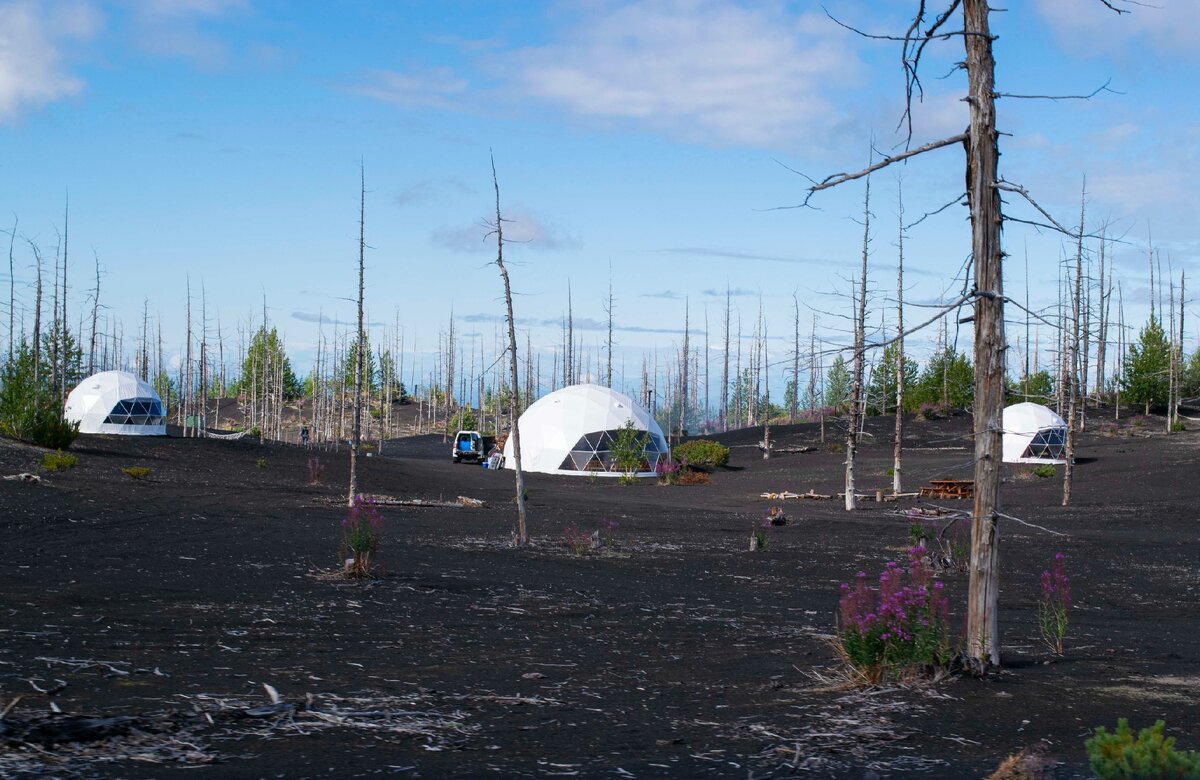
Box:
1002;402;1067;464
502;383;668;476
64;371;167;436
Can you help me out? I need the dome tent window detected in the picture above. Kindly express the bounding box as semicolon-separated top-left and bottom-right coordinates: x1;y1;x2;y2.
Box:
103;398;166;427
558;428;665;473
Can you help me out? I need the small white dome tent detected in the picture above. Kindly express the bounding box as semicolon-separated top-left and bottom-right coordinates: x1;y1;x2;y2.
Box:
1002;402;1067;464
65;371;167;436
502;383;669;477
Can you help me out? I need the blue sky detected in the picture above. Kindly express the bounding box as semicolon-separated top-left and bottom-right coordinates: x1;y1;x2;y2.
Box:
2;0;1197;397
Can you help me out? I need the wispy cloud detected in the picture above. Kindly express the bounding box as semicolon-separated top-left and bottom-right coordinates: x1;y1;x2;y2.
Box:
124;0;248;69
460;312;697;336
498;1;860;147
640;290;684;299
291;310;385;328
660;246;826;266
347;67;469;109
432;208;579;253
0;1;100;123
395;176;474;207
1034;0;1200;58
702;287;756;297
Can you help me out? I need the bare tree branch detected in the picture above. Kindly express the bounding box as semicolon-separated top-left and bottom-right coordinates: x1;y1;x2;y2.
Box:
779;133;967;208
994;180;1076;236
997;79;1120;101
905;192;967;230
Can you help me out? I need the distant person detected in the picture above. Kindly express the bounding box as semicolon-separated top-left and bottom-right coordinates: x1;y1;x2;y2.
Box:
301;426;310;447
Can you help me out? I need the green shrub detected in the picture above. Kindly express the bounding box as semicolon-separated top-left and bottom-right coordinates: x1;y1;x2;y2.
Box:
256;457;268;469
122;466;151;480
611;420;650;476
1086;719;1200;779
0;343;80;449
1171;420;1187;433
672;439;730;469
29;410;79;450
1033;464;1056;479
446;408;478;435
42;450;78;471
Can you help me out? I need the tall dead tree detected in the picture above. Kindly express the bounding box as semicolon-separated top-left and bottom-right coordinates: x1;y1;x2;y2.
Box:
88;251;100;375
1063;185;1085;506
784;0;1130;669
681;299;689;434
30;241;43;386
60;195;68;399
721;286;731;431
791;291;800;424
605;265;614;388
488;153;529;545
348;166;366;506
845;174;870;512
962;0;1006;670
6;216;14;360
894;181;906;495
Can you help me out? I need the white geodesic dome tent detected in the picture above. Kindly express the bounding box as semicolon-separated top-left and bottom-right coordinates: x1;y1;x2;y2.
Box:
502;383;669;477
64;371;167;436
1002;402;1067;464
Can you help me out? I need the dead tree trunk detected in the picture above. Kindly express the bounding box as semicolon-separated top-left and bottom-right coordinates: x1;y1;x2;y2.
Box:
348;166;366;506
964;0;1005;671
1063;185;1084;506
894;182;905;495
605;267;614;388
845;173;870;512
791;291;800;424
6;216;14;362
489;153;529;545
681;300;689;434
722;286;730;431
31;242;42;387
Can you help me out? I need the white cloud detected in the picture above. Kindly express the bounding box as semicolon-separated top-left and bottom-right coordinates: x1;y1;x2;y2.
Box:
0;1;99;123
432;208;580;253
499;0;862;147
121;0;247;68
348;68;469;109
1033;0;1200;58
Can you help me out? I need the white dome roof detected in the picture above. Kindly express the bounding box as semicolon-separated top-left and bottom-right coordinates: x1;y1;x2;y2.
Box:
1002;402;1066;464
64;371;167;436
502;383;668;476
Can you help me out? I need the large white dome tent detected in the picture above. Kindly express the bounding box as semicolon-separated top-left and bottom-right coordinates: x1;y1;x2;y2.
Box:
64;371;167;436
1002;402;1067;464
502;384;669;477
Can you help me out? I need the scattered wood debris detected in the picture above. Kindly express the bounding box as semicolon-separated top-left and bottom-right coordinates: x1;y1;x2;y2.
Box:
316;494;487;508
2;473;43;484
0;685;476;777
760;490;831;500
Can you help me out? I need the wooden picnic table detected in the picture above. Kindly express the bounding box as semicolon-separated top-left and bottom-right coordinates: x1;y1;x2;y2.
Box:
918;479;974;499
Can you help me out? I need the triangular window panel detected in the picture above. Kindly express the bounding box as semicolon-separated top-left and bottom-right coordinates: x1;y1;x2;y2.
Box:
559;455;577;471
570;451;593;471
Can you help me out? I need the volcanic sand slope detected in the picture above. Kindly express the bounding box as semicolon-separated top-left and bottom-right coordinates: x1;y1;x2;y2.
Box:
1;413;1198;777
